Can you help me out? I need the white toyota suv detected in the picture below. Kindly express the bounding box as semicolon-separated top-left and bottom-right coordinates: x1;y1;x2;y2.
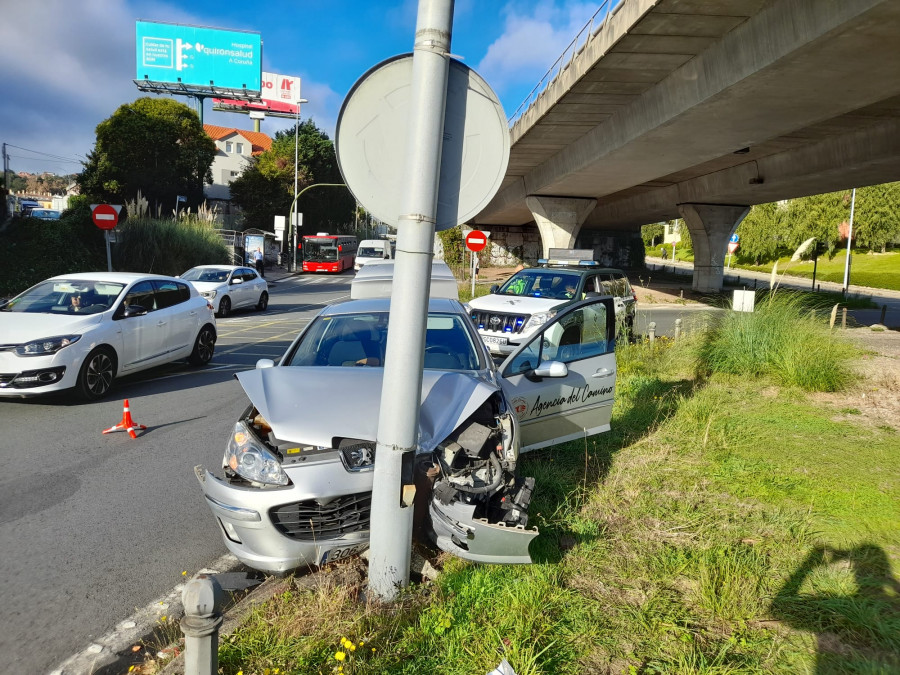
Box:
465;254;636;356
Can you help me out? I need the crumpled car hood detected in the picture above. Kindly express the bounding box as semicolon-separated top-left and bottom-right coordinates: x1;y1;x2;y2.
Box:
235;367;499;453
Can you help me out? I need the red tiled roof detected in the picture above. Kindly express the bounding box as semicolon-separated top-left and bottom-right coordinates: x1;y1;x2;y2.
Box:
204;124;272;155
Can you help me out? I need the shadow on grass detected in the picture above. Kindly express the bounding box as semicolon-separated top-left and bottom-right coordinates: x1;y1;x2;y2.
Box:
771;543;900;673
523;375;696;565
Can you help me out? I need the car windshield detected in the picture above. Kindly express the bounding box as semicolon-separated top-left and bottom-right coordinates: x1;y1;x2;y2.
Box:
32;210;61;219
358;247;381;257
303;239;339;262
1;280;125;314
181;268;231;283
497;270;581;300
284;311;481;370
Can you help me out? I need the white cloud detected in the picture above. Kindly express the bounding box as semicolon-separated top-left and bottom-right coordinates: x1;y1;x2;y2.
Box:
476;0;600;100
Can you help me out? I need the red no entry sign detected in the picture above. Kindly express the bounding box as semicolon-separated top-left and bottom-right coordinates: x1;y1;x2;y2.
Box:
91;204;121;230
465;230;488;252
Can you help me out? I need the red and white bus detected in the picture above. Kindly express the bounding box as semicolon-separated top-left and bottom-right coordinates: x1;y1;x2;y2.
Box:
300;234;358;273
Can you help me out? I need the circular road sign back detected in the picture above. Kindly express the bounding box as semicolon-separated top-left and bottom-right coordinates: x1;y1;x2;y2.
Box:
465;230;488;252
91;204;119;230
336;54;510;231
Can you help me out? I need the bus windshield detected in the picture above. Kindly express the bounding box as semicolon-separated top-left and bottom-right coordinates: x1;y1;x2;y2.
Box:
303;239;339;262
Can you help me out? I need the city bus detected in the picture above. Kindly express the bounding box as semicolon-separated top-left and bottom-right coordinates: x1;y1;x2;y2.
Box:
300;234;358;273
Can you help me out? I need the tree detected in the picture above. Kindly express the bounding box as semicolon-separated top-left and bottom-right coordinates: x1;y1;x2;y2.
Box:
229;120;354;235
78;97;216;213
854;182;900;252
788;190;849;257
641;223;664;247
735;202;782;264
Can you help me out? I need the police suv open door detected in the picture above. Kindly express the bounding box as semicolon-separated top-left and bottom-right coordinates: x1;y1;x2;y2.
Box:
498;297;617;451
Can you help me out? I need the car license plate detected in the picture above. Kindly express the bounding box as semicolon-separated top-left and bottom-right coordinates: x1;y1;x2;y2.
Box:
482;335;508;346
320;543;368;566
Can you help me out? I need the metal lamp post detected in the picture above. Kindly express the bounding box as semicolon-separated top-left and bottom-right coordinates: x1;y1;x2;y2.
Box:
289;98;309;272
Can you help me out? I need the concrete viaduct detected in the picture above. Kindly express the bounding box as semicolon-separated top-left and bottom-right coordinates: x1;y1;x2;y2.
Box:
472;0;900;291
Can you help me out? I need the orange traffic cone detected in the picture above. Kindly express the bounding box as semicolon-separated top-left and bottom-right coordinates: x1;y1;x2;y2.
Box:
102;399;147;439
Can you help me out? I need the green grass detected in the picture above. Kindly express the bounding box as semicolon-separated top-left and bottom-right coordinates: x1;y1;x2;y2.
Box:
737;251;900;292
177;310;898;675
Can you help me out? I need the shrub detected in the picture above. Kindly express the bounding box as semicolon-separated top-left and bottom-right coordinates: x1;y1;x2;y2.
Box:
694;291;856;391
115;216;230;276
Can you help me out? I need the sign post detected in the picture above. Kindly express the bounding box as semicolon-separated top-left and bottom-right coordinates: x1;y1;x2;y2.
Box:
465;229;489;297
91;204;122;272
727;233;739;269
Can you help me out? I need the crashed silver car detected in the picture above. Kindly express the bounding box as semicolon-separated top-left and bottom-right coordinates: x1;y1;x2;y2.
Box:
196;293;617;574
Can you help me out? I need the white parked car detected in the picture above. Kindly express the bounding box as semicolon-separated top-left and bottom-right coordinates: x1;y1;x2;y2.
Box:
180;265;269;318
0;273;217;400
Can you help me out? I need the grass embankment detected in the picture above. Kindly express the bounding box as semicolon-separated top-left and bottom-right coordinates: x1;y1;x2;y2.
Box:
647;246;900;292
737;251;900;293
175;295;897;674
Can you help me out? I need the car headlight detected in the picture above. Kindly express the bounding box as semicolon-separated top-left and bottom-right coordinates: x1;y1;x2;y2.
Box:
223;421;289;486
523;310;556;331
16;334;81;356
201;290;217;299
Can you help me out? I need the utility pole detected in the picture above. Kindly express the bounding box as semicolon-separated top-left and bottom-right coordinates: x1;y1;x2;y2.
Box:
367;0;453;601
842;188;856;293
288;98;310;271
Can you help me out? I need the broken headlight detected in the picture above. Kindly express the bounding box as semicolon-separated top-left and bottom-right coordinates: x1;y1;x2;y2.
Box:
224;420;289;486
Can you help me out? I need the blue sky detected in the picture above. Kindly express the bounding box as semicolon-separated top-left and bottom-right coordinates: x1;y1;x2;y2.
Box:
0;0;600;176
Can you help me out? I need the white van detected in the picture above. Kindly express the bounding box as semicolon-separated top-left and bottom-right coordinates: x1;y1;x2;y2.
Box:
354;239;393;271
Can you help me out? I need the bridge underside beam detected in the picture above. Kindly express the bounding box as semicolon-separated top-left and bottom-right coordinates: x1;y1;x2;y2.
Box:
525;196;596;258
677;204;750;293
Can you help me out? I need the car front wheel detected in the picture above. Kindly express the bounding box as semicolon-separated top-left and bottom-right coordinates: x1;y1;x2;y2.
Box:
256;291;268;311
217;296;231;318
76;346;116;401
188;325;216;366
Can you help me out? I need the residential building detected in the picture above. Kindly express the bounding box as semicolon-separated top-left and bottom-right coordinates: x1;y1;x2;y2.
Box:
203;125;272;204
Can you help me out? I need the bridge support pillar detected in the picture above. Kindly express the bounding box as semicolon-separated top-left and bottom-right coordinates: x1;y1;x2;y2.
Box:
678;203;750;292
526;196;596;258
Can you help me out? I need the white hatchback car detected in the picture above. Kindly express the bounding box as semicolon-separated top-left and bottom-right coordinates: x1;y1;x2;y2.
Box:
0;272;217;400
180;265;269;318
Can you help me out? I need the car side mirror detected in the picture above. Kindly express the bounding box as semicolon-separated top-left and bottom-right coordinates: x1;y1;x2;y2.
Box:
255;359;276;369
532;361;568;378
490;284;499;294
231;277;243;285
122;304;148;318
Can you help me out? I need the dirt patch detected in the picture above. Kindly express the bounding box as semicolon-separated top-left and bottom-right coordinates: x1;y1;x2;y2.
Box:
814;328;900;432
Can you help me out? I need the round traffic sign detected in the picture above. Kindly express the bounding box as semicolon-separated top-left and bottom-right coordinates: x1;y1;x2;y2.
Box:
335;54;509;231
729;233;740;244
91;204;119;230
465;230;488;252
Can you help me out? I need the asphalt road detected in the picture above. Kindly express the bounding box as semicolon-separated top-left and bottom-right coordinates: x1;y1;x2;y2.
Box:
0;272;726;673
0;271;354;674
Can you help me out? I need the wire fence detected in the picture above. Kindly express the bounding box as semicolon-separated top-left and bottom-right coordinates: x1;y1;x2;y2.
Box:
507;0;625;127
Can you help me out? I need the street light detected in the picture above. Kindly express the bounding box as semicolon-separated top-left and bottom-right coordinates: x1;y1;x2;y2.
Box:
289;98;309;272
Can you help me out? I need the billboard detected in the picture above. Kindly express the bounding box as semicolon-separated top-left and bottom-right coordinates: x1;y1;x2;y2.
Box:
135;20;262;94
213;72;303;117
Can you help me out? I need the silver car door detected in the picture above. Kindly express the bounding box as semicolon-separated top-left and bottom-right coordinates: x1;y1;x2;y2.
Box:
498;297;617;452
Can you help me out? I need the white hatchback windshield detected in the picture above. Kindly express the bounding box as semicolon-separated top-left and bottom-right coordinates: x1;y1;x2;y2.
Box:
285;312;481;370
2;280;125;314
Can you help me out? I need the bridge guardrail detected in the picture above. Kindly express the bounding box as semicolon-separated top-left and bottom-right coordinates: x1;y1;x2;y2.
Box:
507;0;624;126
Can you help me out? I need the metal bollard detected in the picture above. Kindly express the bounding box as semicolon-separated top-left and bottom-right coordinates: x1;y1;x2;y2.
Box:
674;318;682;340
881;305;887;324
841;307;847;330
648;321;656;343
181;575;226;675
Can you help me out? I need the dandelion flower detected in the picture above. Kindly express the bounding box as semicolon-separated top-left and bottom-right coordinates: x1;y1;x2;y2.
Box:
335;651;346;661
349;644;356;651
160;616;167;622
182;571;187;576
